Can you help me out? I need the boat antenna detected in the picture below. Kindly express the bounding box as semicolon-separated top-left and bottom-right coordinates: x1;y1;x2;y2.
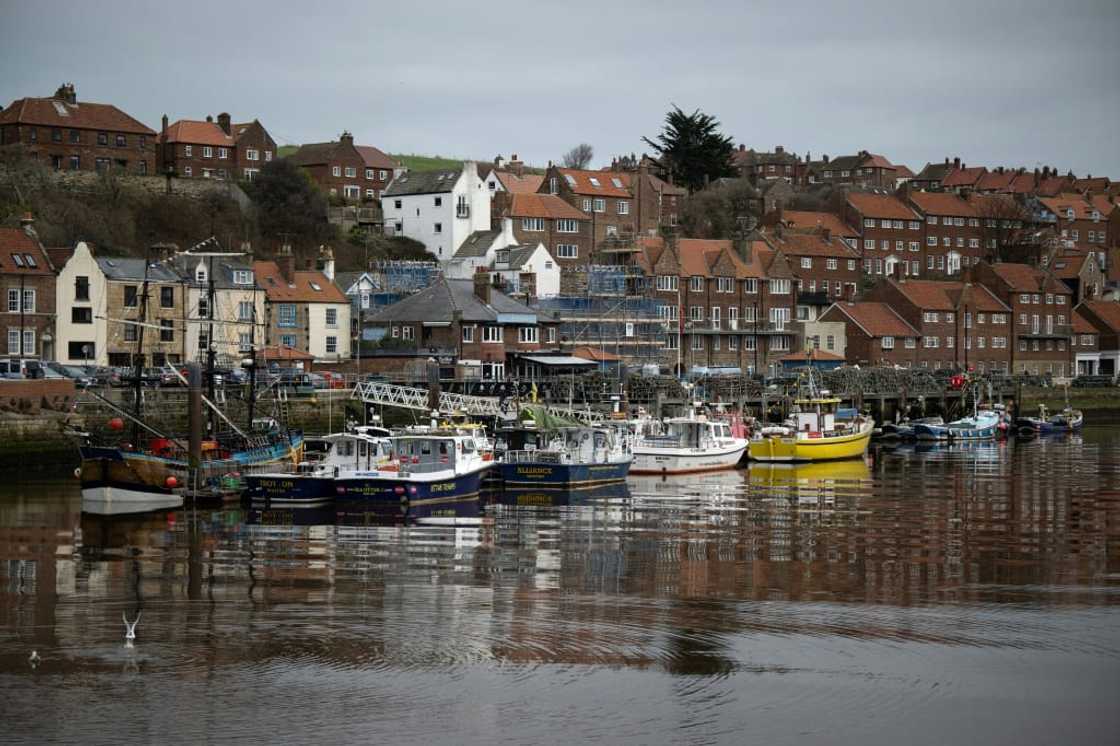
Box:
130;246;153;448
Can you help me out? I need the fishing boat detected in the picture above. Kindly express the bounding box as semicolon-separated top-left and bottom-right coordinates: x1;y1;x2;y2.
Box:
913;409;1001;441
497;406;632;487
1015;404;1084;436
244;429;394;507
333;432;493;517
880;416;943;440
631;412;748;475
748;398;873;462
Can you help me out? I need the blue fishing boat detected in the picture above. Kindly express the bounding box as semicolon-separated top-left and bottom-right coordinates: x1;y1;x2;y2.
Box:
496;406;632;488
1016;405;1084;437
914;409;1001;441
333;432;493;518
880;416;943;440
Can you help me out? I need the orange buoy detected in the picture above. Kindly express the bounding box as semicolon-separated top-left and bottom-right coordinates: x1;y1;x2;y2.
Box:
165;476;179;488
108;417;125;431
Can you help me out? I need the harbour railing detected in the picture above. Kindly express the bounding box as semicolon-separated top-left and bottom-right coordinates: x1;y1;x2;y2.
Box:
351;381;605;423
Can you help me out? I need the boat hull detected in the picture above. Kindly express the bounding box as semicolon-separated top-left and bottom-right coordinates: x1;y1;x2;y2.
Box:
333;465;491;518
79;434;304;502
243;474;337;507
498;459;631;487
630;442;747;475
748;423;872;463
914;422;998;441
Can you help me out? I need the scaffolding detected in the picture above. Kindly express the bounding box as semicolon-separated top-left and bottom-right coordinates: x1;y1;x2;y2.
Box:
370;261;439;294
537;264;665;367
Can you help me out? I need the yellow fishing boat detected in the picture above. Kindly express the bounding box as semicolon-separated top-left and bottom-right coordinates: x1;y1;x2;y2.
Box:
748;396;873;462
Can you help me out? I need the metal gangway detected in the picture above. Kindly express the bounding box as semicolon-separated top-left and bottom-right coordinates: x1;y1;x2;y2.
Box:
351;381;605;424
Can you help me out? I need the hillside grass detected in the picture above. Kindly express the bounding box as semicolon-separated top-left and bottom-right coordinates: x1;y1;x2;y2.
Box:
390;153;464;171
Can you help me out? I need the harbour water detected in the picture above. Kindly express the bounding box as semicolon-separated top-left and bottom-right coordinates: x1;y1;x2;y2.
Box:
1;425;1118;745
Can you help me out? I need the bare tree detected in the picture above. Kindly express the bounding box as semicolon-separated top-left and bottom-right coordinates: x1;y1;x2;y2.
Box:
973;194;1041;264
561;143;594;170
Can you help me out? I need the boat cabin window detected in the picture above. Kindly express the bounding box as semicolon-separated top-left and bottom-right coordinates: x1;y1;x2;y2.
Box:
359;441;368;458
336;439;354;457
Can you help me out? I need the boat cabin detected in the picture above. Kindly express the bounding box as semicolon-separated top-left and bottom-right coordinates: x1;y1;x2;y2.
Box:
309;432;393;474
393;434;481;474
499;425;623;465
647;418;733;449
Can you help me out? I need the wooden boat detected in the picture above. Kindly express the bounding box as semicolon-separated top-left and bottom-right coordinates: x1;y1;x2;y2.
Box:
244;429;394;507
914;409;1001;441
631;413;748;474
333;432;493;518
748;398;873;462
497;406;632;488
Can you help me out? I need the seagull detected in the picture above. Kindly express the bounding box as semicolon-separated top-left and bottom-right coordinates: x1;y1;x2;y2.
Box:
29;650;41;668
123;611;141;644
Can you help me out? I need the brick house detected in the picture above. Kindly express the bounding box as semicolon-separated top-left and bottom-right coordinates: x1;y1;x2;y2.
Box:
355;145;402;199
843;192;924;280
1;220;56;361
820;302;920;367
1038;193;1116;255
158;115;236;179
910;159;957;191
231;119;277;180
863;277;1012;372
495;193;590;281
762;228;862;314
775;210;860;247
733;144;799;182
1072;300;1120;379
255;247;351;363
973;262;1073;376
903;189;983;276
0;83;155;175
287;132;379;202
808;151;896;188
642;237;797;375
1049;250;1104;304
364;274;560;381
540;167;646;253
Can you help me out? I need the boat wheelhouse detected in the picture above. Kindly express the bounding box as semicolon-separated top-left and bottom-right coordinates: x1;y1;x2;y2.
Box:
497;408;632;488
244;430;394;506
631;414;748;475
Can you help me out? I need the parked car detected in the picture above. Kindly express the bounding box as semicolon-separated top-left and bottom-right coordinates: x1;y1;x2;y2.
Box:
47;362;95;387
0;360;24;379
318;371;347;389
307;373;328;390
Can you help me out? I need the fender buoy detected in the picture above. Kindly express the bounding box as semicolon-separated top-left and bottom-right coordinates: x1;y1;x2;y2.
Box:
73;467;82;479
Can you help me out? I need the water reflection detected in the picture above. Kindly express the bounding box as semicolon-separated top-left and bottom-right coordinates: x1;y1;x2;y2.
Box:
1;428;1119;744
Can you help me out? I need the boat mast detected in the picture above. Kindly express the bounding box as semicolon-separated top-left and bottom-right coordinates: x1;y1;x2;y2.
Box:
247;279;258;430
206;254;216;437
130;248;153;447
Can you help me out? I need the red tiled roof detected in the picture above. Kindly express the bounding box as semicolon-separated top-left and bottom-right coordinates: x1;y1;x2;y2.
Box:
1040;193;1101;221
0;228;53;275
0;95;155;135
1049;253;1090;279
159;119;234;147
987;263;1065;294
846;192;919;220
773;231;859;258
907;190;978;218
1079;300;1120;334
893;164;915;179
556;168;631;197
253;261;348;303
495;171;544;194
861;153;895;169
677;239;729;276
571;345;622;362
892;279;1010;312
976;170;1017;191
940;166;987;188
355;145;398;170
45;246;75;271
260;345;314;362
830;302;918;338
1008;171;1038;194
782;210;858;237
508;193;587;221
1071;309;1096;334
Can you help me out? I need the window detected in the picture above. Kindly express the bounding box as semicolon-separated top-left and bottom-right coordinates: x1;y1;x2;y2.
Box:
905;338;916;349
689;305;704;321
909;221;921;231
183;166;192;177
690;334;703;351
462;325;474;343
345;167;356;177
482;326;502;343
554;219;579;233
923;312;939;323
656;275;678;292
800;257;812;269
278;304;297;327
710;307;721;329
518;327;539;343
548;327;557;343
924;336;939;348
969;238;979;249
928;216;938;225
689;276;704;292
364;168;373;180
927;236;937;247
160;286;174;308
326;336;338;353
72;307;92;324
434;223;442;234
665;334;679;350
218;147;228;159
864;218;875;228
881;240;889;250
895;240;904;251
402;326;414;341
769;307;790;329
238;301;253;321
717;277;734;293
123;285;138;308
198;297;209;318
325;308;338;327
743;278;758;294
160;319;174;342
332;166;341;177
124;323;137;342
592;198;605;212
882;336;895;350
202;146;213;158
556;244;578;259
847;260;856;271
280;334;296;348
657;304;678;321
826;259;838;271
522;217;545;232
864;239;875;251
617;201;629;215
237;332;252;352
769;279;791;294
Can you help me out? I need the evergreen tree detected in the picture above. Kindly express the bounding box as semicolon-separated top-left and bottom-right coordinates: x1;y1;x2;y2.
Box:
642;106;736;193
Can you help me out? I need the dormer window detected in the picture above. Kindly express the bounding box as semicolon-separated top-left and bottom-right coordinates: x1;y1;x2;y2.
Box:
233;270;253;285
310;282;322;291
496;250;510;264
1066;208;1074;219
589;177;601;188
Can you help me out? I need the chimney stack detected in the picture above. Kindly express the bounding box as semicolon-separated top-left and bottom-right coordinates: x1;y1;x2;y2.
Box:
953;157;961;169
277;242;295;282
340;130;354;145
473;270;492;305
20;212;35;238
509;154;524;178
218;112;231;135
775;145;784;154
53;83;76;104
739;144;745;152
823;154;829;164
821;227;831;242
316;245;335;282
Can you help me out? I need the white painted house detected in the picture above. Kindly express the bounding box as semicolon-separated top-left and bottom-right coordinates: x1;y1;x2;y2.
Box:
444;218;518;280
492;243;560;298
54;241;109;365
382;161;491;264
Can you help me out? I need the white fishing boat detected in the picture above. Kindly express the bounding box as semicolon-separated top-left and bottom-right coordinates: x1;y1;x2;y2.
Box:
631;413;748;475
244;429;394;506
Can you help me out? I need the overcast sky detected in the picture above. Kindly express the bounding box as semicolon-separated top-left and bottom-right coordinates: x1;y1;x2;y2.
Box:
3;0;1118;176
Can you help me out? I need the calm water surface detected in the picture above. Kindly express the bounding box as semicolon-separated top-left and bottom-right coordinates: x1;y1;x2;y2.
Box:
2;426;1119;745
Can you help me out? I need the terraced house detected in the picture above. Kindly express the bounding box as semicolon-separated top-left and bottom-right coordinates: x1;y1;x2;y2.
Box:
640;236;796;375
903;189;984;276
761;228;861;322
495;193;590;281
1;220;56;361
1038;192;1117;256
820;302;921;367
975;262;1074;376
843;192;924;279
255;246;350;363
288;132;394;202
0;83;155;174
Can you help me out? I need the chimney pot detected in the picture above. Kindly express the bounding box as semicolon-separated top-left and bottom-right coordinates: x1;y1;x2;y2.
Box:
954;157;960;168
217;112;231;135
